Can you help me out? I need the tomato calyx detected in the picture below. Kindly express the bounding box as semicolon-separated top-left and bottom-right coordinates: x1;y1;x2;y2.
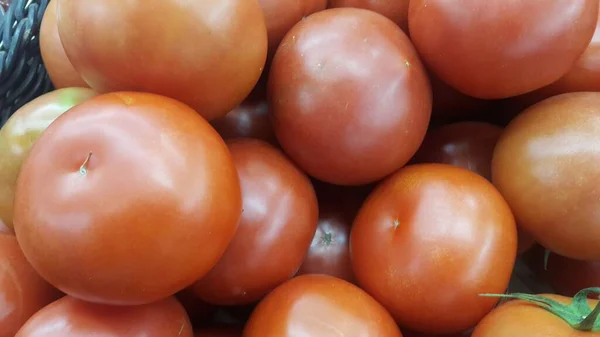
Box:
79;152;93;176
480;287;600;331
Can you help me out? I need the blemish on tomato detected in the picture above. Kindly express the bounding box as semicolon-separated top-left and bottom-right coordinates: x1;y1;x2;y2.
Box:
393;219;400;229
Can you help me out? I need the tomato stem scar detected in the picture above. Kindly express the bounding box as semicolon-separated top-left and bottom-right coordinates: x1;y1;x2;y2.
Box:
479;287;600;331
79;152;93;176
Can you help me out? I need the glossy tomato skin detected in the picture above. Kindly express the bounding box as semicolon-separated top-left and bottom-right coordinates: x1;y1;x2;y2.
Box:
13;92;242;305
409;0;599;99
210;98;277;145
269;8;432;185
40;1;87;89
0;88;97;231
492;92;600;261
192;139;318;306
472;295;600;337
351;164;517;334
56;0;267;121
243;274;402;337
0;234;62;337
328;0;410;32
15;296;193;337
258;0;326;60
196;327;242;337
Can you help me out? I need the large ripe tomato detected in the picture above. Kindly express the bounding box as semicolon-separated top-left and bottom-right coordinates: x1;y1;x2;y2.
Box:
40;1;87;89
472;291;600;337
13;92;242;305
269;8;432;185
15;296;193;336
56;0;267;121
243;274;402;336
492;92;600;261
328;0;410;32
296;182;368;283
210;97;276;145
191;139;318;306
409;0;598;99
351;164;517;334
196;327;242;337
0;234;61;337
258;0;326;60
0;88;97;232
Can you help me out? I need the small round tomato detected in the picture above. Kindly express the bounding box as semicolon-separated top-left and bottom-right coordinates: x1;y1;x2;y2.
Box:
56;0;268;121
192;139;318;306
210;97;276;145
40;1;87;89
409;0;599;99
269;8;432;185
351;164;517;334
13;92;242;305
472;291;600;337
0;234;61;337
492;92;600;261
296;183;367;283
328;0;410;32
243;274;402;337
258;0;326;60
15;296;193;336
195;327;242;337
0;87;97;231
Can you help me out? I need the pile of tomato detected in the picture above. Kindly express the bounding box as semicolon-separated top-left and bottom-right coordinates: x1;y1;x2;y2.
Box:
1;0;600;336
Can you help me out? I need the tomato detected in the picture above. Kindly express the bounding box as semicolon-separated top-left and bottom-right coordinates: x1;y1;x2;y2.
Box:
409;0;598;99
192;139;317;306
15;296;193;336
269;8;432;185
40;1;87;89
0;88;97;232
472;291;600;337
258;0;326;60
0;234;61;337
328;0;410;32
210;97;276;145
351;164;517;334
492;92;600;261
296;183;368;283
243;274;402;337
13;92;242;305
56;0;267;121
196;327;242;337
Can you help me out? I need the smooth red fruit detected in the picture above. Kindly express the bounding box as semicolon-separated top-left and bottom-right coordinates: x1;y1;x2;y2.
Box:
192;139;318;306
269;8;431;185
13;92;242;305
243;274;403;337
351;164;517;334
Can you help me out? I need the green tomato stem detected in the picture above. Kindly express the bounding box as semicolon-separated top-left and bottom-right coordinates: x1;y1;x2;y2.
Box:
479;287;600;332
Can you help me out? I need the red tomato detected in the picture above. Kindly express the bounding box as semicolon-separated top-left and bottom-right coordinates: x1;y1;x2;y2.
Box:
56;0;267;121
13;92;242;305
15;296;193;336
492;92;600;261
296;183;368;283
0;234;61;337
0;87;98;232
40;1;87;89
243;274;402;336
409;0;599;99
210;97;277;145
269;8;432;185
328;0;410;32
196;327;242;337
351;164;517;334
258;0;327;60
472;293;600;337
192;139;318;305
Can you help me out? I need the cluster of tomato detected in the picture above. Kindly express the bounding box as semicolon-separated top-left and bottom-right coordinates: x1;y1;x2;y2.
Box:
1;0;600;336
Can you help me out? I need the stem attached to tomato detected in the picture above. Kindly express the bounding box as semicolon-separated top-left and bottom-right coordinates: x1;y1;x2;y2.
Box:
479;287;600;331
79;152;93;176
